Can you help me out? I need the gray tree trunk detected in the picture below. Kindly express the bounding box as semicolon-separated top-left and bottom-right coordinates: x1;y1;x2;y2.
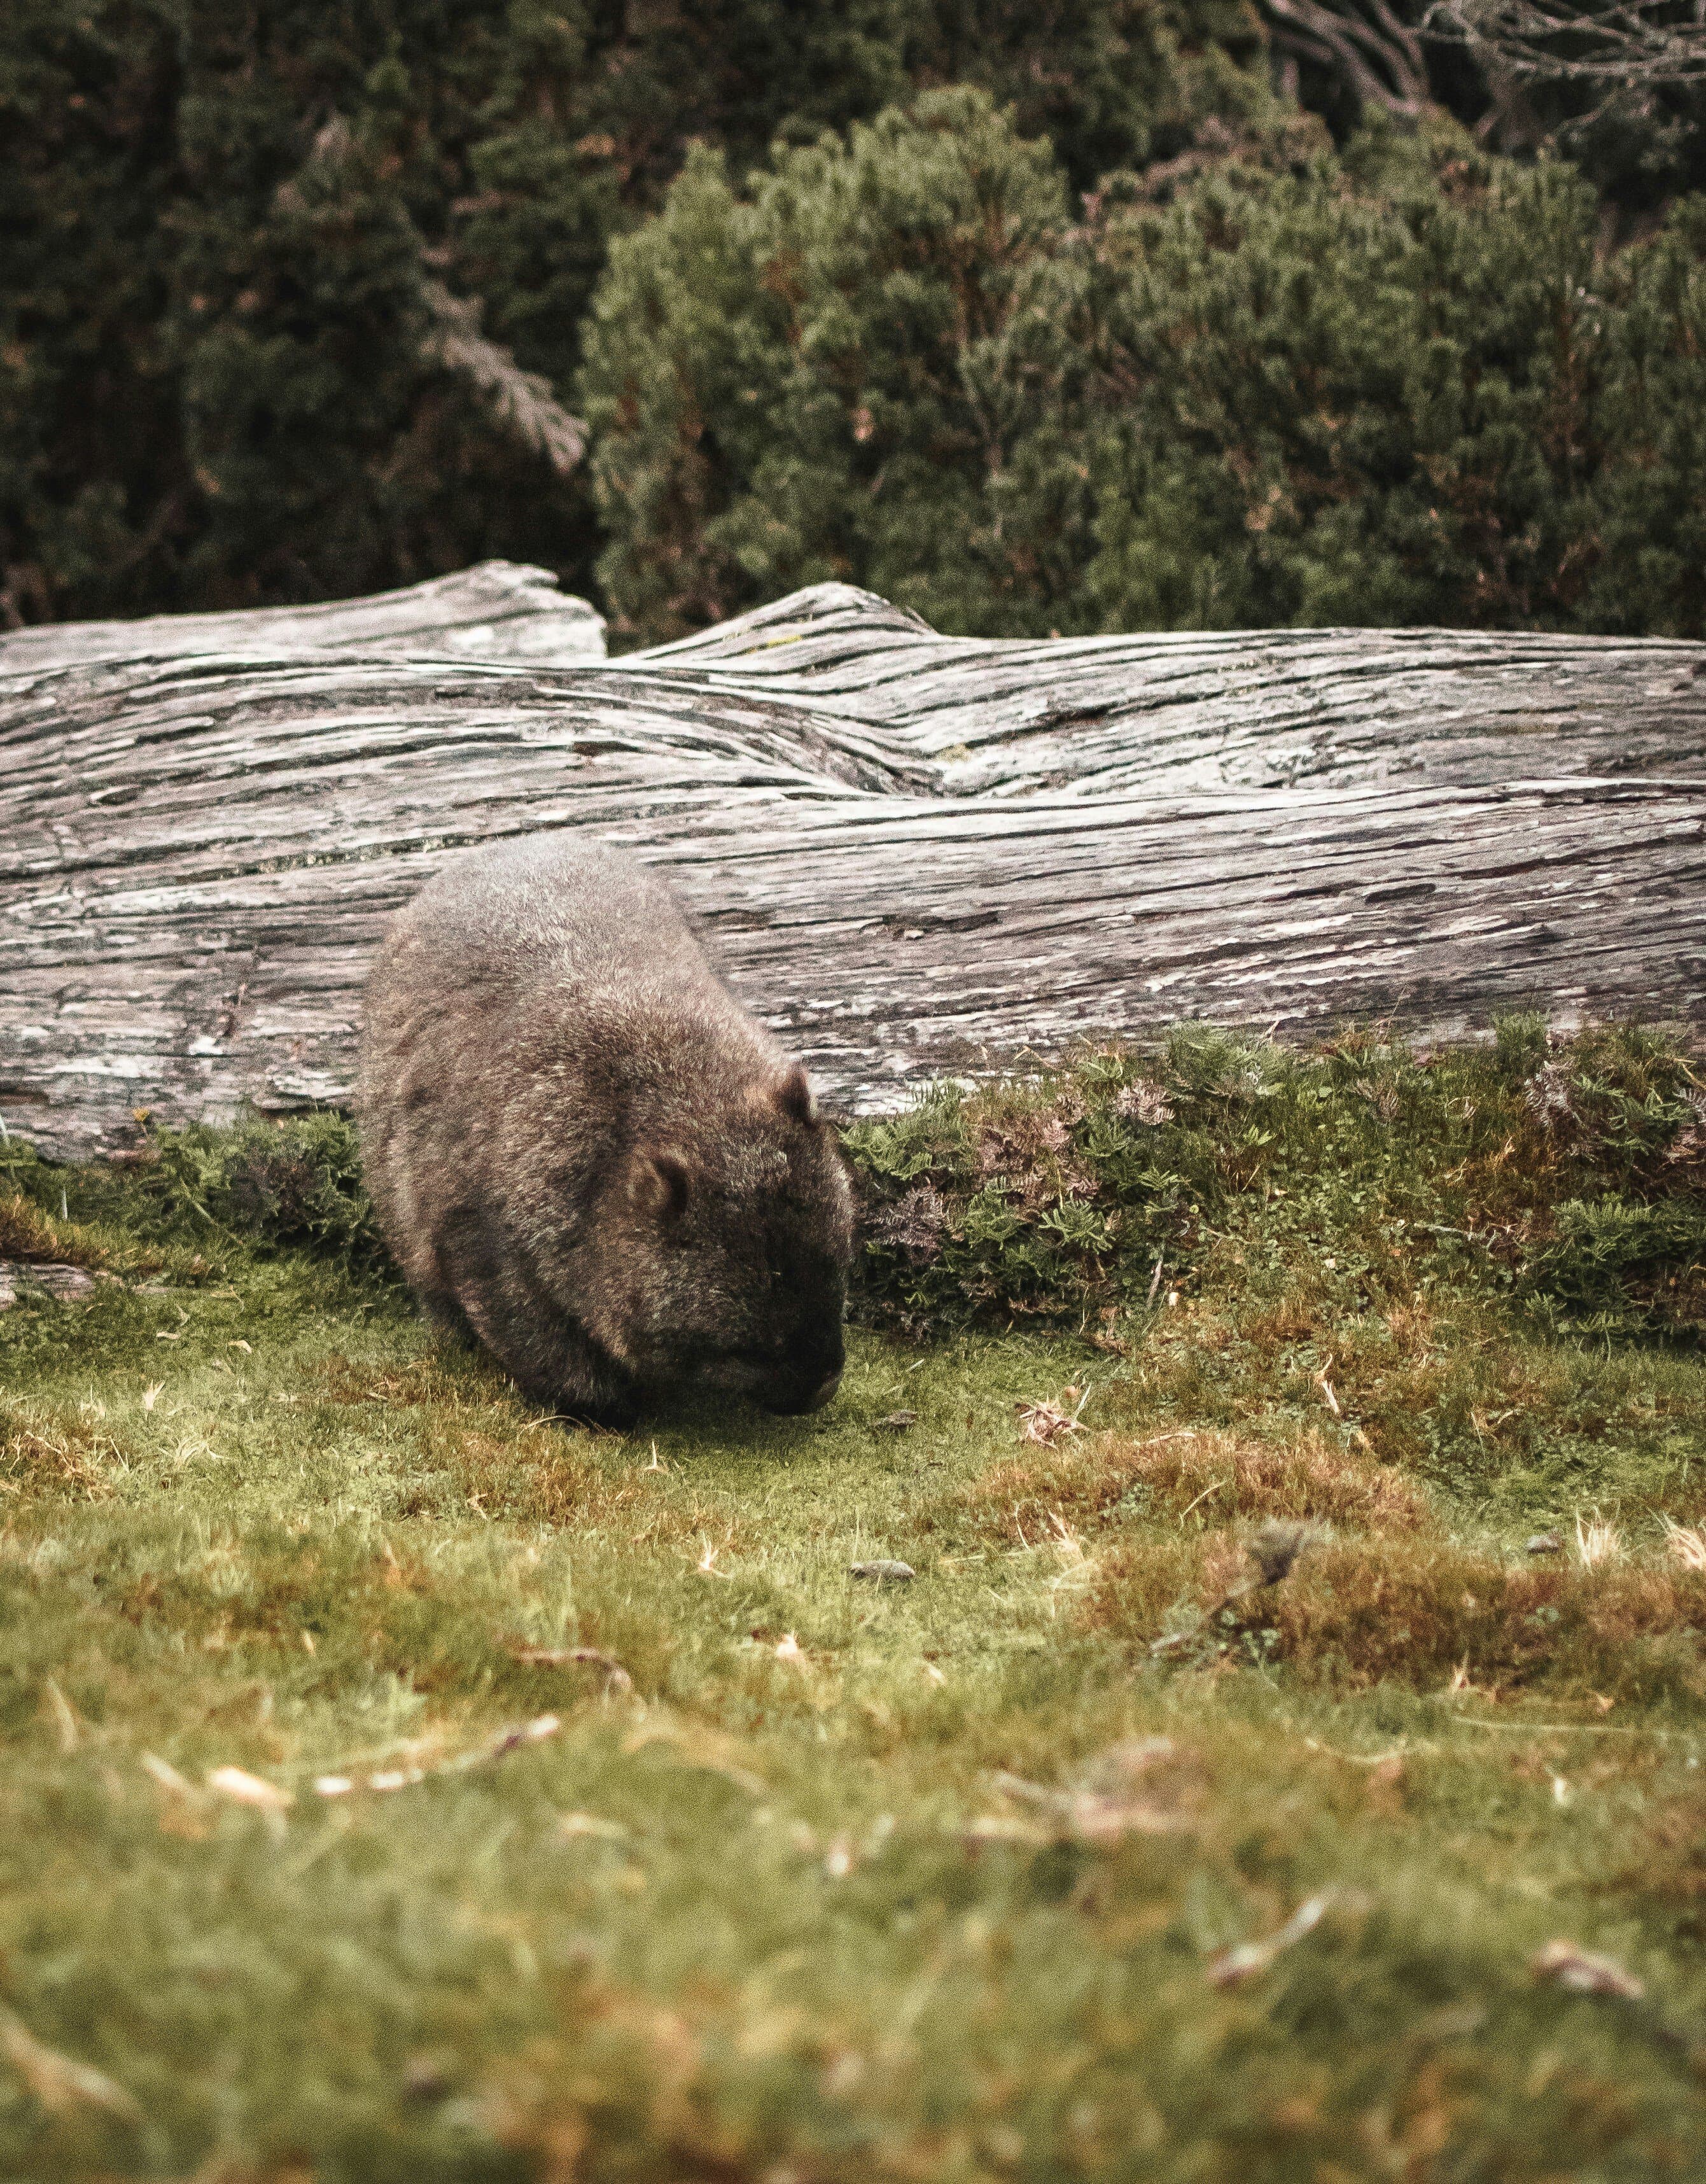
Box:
3;561;1702;1159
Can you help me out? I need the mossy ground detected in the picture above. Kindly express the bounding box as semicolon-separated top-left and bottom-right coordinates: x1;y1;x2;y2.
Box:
0;1026;1703;2181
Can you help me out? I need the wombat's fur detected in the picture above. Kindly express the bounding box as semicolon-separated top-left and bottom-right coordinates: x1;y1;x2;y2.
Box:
360;837;853;1426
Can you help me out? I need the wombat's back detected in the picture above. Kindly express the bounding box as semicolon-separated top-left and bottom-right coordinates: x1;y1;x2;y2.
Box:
375;833;737;1018
360;835;756;1271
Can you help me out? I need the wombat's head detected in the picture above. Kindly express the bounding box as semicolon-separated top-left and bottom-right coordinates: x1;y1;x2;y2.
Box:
588;1065;853;1414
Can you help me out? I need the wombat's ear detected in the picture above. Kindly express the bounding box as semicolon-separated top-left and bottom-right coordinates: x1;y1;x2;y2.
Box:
632;1149;692;1225
774;1065;818;1128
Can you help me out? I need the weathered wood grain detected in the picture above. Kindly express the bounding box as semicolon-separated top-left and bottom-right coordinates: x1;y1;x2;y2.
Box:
3;563;1702;1159
0;559;606;674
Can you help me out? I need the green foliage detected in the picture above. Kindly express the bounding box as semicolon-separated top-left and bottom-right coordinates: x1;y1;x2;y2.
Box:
1084;125;1609;629
844;1021;1706;1337
3;1116;383;1271
0;1036;1702;2173
586;101;1706;642
1577;193;1706;638
14;3;1706;638
904;0;1271;191
582;90;1107;638
1416;10;1706;224
193;1117;383;1267
15;7;1706;639
1531;1196;1706;1326
1086;127;1706;639
13;1021;1693;1347
0;0;1267;627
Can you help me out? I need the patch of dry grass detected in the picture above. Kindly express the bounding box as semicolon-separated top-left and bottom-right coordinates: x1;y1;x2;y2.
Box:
309;1352;739;1539
0;1399;124;1501
442;1425;737;1542
1110;1258;1705;1515
0;1191;100;1268
949;1422;1430;1547
1091;1530;1706;1700
309;1352;483;1408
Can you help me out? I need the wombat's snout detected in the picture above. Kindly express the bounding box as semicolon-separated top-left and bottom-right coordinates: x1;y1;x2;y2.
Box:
762;1369;842;1417
803;1368;842;1411
759;1334;845;1416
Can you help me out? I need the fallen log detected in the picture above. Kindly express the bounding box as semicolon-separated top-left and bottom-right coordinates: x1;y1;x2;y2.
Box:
0;558;607;675
2;562;1702;1159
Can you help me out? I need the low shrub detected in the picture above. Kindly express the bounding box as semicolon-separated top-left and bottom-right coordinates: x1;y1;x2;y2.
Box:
3;1019;1698;1343
1;1115;384;1272
195;1116;381;1265
844;1019;1705;1338
1527;1196;1706;1334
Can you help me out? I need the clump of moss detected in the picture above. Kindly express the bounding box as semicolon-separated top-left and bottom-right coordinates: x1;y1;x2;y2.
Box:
843;1019;1705;1340
2;1116;386;1273
196;1117;381;1266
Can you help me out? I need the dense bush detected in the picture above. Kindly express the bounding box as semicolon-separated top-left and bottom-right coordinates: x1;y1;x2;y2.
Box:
1086;133;1706;636
0;0;1263;627
580;90;1105;639
584;96;1706;641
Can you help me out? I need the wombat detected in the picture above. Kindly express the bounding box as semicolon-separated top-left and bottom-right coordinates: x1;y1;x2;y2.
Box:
359;836;853;1427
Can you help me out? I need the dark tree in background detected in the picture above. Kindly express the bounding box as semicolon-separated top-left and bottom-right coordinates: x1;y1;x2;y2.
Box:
2;2;597;620
5;0;1706;634
1;0;1268;624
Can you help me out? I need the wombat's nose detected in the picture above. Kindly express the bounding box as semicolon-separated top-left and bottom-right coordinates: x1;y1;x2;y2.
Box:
760;1362;843;1416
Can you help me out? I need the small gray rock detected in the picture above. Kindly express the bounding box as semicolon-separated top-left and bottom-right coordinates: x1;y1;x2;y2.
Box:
0;1261;98;1310
875;1410;918;1432
1525;1532;1563;1556
850;1560;916;1584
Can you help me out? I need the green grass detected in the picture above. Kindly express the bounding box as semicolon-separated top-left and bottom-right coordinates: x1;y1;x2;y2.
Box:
0;1024;1703;2180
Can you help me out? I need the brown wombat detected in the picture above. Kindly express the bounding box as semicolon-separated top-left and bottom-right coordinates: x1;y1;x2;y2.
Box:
360;836;853;1427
